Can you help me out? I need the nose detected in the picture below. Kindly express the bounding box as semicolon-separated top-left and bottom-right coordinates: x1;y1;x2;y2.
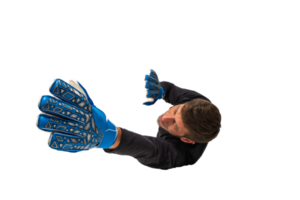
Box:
162;113;174;127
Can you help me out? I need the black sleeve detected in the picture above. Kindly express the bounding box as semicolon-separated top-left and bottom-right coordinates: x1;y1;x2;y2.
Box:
103;128;186;170
160;81;211;105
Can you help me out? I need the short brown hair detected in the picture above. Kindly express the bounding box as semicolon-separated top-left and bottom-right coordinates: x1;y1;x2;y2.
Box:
181;99;221;143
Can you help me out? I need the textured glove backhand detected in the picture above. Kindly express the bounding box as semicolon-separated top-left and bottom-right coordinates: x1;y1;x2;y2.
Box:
37;79;118;152
143;69;165;106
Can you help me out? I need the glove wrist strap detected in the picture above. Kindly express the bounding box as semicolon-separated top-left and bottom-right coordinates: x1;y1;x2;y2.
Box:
97;119;118;149
158;87;165;99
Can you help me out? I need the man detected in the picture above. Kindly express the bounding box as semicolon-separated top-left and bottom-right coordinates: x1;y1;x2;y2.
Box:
103;68;222;171
37;69;222;170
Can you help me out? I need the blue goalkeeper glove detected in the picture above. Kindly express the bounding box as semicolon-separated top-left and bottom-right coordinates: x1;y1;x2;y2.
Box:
143;69;165;106
37;79;118;152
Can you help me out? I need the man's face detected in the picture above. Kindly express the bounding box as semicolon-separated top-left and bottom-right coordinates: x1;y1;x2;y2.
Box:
157;104;195;144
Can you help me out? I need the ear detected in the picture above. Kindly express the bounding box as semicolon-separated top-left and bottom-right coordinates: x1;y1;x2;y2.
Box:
180;137;195;145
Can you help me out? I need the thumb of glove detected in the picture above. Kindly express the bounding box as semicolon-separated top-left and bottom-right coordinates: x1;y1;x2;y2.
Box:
69;80;94;106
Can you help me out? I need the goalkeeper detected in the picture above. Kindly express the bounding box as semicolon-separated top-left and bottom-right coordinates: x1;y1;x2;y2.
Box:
37;69;222;170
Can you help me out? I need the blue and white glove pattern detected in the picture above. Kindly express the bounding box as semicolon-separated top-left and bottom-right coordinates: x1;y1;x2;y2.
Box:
143;69;165;106
37;79;118;152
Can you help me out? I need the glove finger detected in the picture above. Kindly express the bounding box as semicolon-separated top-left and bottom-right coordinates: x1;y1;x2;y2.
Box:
143;69;159;83
49;79;92;112
146;81;160;90
48;132;99;152
37;114;91;137
148;67;158;75
35;112;54;135
69;80;94;106
149;69;159;80
144;72;159;84
68;80;87;98
39;95;90;124
143;99;157;106
145;89;159;99
146;89;160;98
143;72;149;83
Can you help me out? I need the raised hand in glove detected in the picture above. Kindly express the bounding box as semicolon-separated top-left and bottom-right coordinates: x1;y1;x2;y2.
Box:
143;69;165;106
37;79;118;152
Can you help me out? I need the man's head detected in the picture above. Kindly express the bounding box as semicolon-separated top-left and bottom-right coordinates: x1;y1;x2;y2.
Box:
157;99;221;144
157;103;193;143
